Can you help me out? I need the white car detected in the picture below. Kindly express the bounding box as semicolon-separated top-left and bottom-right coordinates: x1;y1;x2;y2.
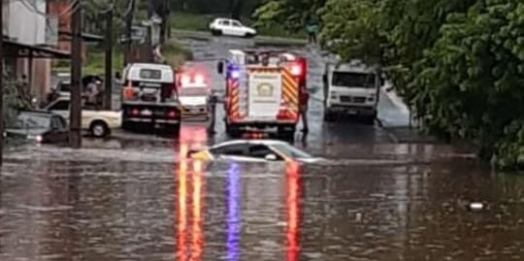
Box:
44;97;122;138
209;18;257;38
188;139;322;163
179;86;210;118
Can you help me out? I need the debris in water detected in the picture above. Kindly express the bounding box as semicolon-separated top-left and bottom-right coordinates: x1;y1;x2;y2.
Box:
469;202;484;211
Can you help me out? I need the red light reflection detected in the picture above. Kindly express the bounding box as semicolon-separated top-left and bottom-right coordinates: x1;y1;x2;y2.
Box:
286;161;300;261
177;125;207;261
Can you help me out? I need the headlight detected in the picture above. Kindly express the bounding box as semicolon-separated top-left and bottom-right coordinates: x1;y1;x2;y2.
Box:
330;91;338;99
27;135;43;143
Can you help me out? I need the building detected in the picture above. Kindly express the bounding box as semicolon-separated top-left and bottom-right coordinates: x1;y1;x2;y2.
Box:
2;0;70;100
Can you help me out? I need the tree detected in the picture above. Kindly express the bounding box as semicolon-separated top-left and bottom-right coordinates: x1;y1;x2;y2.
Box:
254;0;326;31
266;0;524;169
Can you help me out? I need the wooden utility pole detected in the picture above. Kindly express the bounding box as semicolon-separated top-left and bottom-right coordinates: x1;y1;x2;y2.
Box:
124;0;136;65
104;1;113;110
0;0;4;166
69;0;82;148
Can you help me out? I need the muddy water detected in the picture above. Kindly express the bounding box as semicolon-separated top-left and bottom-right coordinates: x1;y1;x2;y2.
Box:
1;141;523;261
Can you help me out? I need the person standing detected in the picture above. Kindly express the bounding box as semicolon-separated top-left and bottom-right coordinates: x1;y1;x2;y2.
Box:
306;19;319;44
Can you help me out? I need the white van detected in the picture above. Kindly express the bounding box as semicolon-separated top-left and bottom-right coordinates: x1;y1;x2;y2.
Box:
323;61;381;124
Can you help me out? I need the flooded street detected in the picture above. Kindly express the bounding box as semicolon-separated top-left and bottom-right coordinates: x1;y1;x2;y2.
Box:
1;36;524;261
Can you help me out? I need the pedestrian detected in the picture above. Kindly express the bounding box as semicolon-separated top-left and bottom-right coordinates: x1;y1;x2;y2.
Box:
299;85;309;133
306;19;319;44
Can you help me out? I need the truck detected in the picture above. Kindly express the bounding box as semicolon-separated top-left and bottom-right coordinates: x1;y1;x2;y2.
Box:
44;96;122;138
323;60;382;124
217;49;306;139
120;63;182;132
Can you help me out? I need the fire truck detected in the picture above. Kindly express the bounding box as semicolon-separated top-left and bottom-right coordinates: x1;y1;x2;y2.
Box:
217;49;307;139
121;63;182;132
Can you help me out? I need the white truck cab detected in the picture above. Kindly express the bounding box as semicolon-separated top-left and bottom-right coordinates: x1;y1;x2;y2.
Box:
323;61;381;124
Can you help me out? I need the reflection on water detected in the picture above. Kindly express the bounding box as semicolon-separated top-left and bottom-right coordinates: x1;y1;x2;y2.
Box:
227;163;240;261
2;131;524;260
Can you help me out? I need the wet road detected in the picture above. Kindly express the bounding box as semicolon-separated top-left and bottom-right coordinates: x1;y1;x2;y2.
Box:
2;36;524;261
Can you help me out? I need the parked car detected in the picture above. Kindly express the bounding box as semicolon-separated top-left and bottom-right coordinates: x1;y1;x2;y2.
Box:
188;139;322;163
4;111;69;144
209;18;257;38
43;96;122;138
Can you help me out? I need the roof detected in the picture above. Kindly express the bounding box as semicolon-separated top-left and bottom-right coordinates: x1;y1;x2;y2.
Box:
128;63;173;70
4;38;70;59
212;139;290;147
58;31;104;42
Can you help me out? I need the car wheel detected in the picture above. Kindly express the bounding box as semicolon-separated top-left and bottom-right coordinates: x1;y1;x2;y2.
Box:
211;29;222;36
90;121;110;138
244;32;255;38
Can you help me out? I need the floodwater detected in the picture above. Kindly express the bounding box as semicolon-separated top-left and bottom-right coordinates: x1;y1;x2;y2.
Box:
1;126;524;261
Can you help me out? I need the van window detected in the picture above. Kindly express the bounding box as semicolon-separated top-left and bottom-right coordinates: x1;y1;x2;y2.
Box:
139;69;162;80
332;72;376;88
50;100;70;110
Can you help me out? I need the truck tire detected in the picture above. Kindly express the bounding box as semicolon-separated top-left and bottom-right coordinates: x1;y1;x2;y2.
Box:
278;125;296;141
225;122;241;138
90;121;110;138
363;114;376;125
324;110;335;122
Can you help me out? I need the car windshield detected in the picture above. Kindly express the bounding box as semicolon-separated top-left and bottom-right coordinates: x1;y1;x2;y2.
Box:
180;87;208;96
332;72;376;88
8;114;51;130
58;82;71;92
270;143;313;159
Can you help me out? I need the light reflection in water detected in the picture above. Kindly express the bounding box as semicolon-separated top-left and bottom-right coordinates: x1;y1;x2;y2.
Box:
191;160;203;261
177;144;188;261
286;162;300;261
227;163;241;261
178;125;207;261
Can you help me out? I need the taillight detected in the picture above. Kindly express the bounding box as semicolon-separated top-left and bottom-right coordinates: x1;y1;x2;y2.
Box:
167;110;177;118
131;109;139;115
290;64;302;76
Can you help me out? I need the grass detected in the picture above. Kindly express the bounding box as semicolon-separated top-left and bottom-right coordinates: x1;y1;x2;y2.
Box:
170;12;306;39
52;42;193;75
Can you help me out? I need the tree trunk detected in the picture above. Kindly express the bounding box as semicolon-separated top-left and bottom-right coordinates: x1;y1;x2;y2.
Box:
229;0;244;20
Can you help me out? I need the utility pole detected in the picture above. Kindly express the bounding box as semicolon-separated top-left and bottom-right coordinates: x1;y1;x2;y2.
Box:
0;0;4;166
124;0;136;65
69;0;82;148
104;1;113;110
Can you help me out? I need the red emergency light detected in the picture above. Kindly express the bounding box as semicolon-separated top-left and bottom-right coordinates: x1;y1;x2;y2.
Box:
177;70;207;86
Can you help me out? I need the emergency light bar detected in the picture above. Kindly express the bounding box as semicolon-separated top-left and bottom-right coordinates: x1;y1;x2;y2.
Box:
179;72;206;85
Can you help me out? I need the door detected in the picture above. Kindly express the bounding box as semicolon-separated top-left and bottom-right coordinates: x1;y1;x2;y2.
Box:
48;100;71;121
230;20;245;36
219;19;234;35
50;116;69;143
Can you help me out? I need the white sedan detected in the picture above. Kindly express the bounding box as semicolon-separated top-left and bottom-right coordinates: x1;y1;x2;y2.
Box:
188;139;322;163
209;18;257;38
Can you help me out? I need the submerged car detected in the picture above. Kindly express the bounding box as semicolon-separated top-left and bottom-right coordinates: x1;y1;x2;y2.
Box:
4;111;69;144
188;139;322;163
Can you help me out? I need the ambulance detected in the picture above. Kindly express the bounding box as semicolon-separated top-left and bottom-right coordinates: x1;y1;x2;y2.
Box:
217;49;306;139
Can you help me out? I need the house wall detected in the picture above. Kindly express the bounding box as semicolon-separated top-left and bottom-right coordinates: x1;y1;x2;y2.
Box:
4;0;51;100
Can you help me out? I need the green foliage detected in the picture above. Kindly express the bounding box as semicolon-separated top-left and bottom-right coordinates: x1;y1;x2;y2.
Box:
254;0;326;32
268;0;524;169
2;77;24;126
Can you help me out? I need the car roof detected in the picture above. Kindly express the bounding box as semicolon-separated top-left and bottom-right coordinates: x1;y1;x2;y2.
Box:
212;139;290;147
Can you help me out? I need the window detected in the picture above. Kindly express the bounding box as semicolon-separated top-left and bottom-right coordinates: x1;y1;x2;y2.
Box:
248;144;280;159
49;100;69;110
180;87;207;96
209;144;247;156
220;20;231;26
231;20;242;27
270;143;313;159
139;69;162;80
332;72;376;88
58;81;71;92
